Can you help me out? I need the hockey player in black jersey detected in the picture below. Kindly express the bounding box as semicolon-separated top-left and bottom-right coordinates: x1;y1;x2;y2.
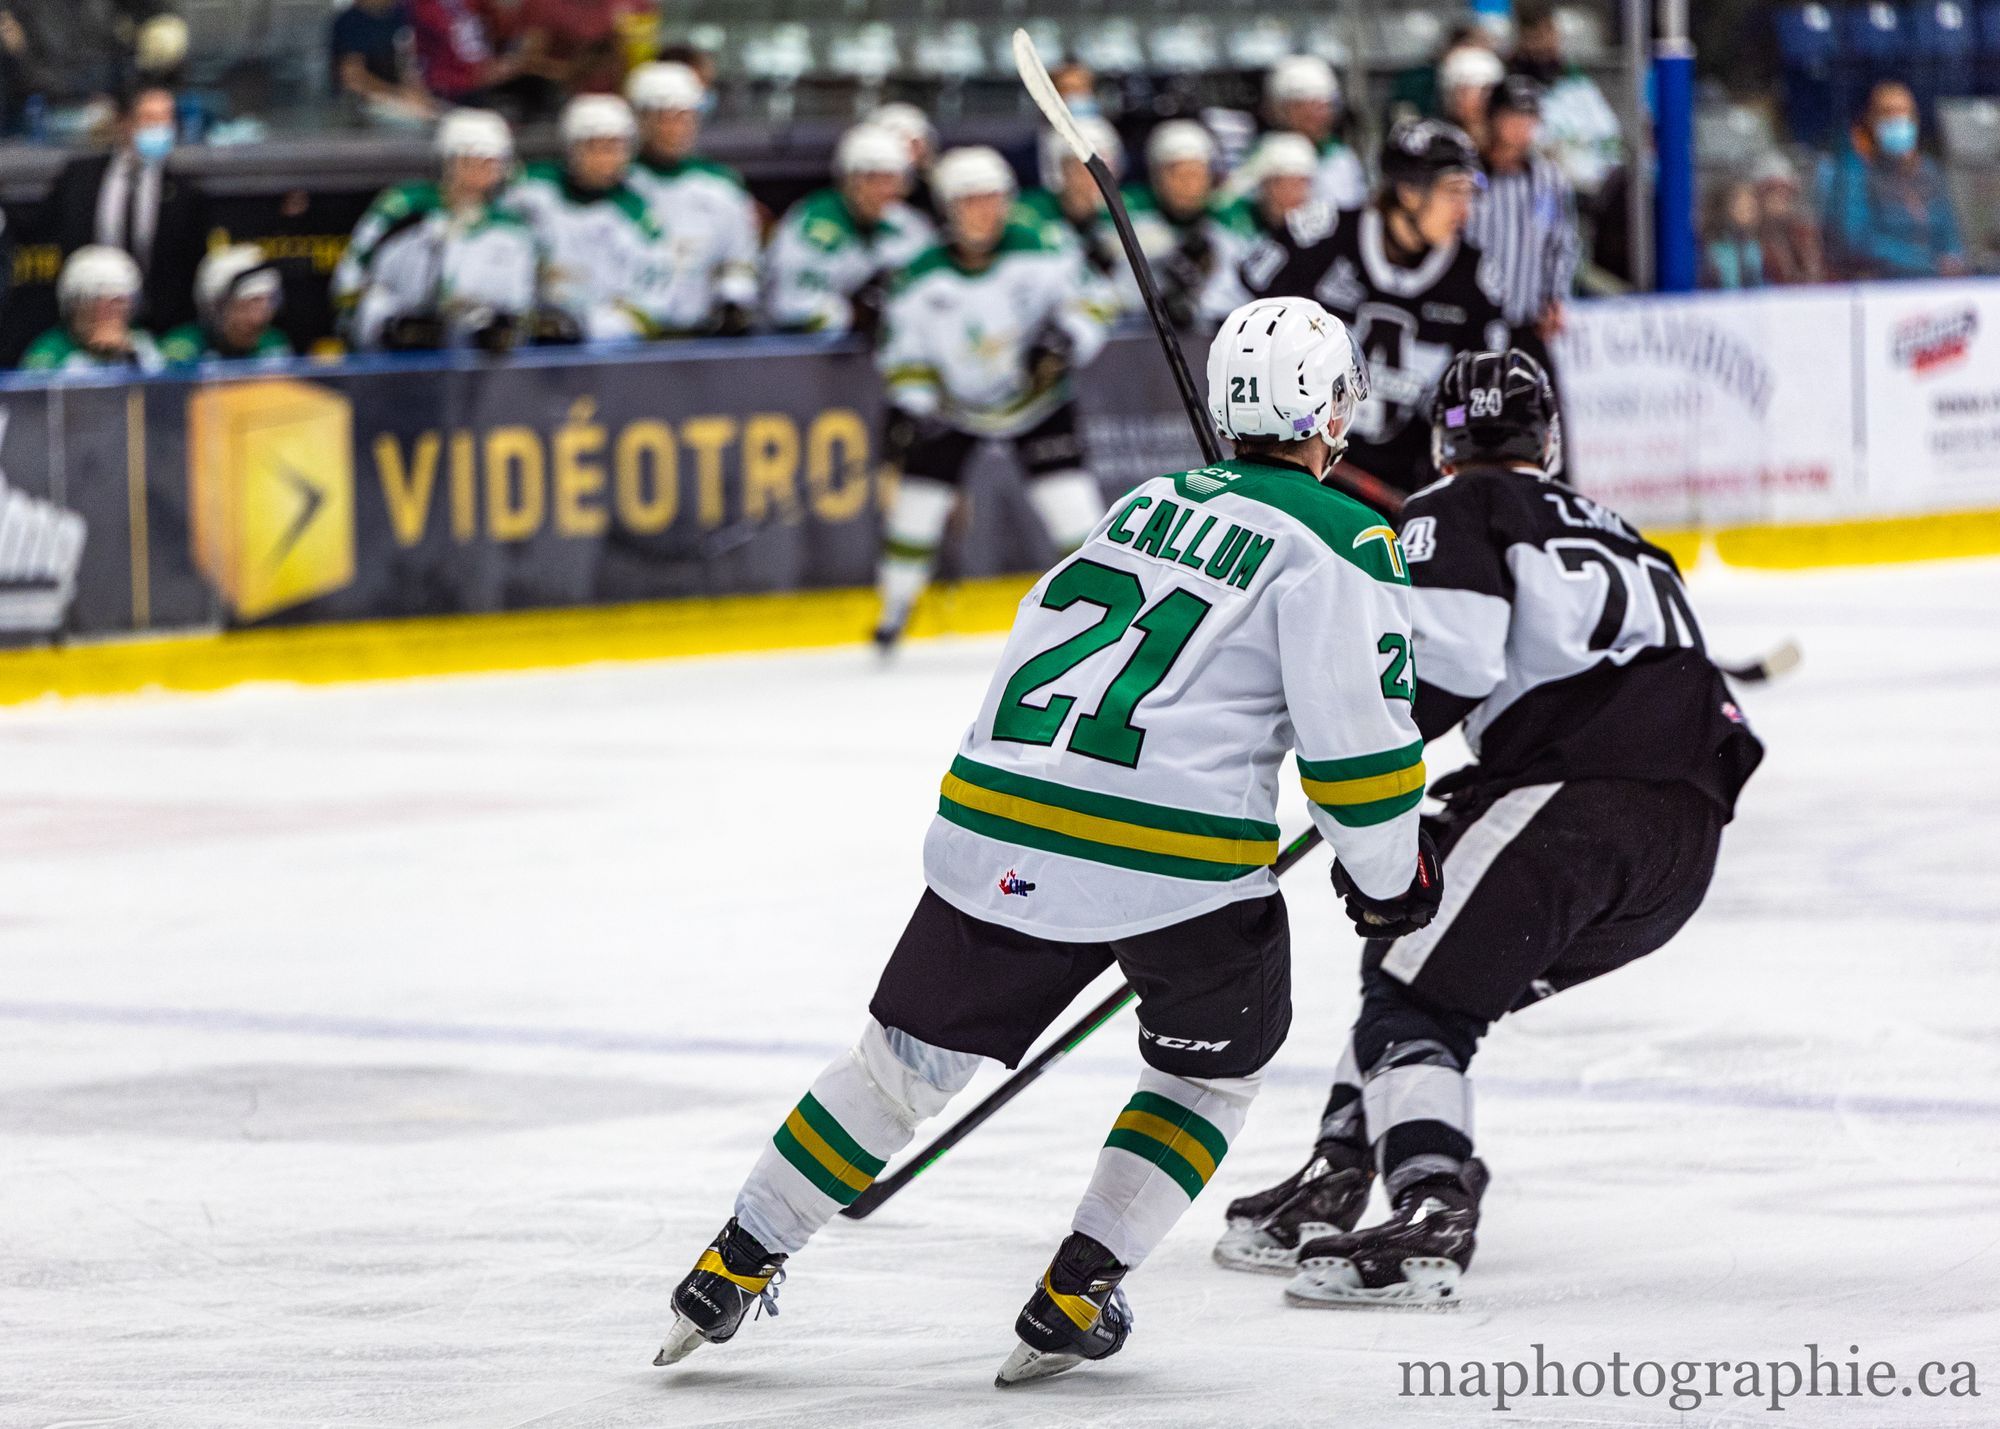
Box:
1212;350;1764;1306
1243;119;1510;499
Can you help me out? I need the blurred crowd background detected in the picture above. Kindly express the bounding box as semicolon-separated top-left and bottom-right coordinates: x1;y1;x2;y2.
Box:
0;0;1992;372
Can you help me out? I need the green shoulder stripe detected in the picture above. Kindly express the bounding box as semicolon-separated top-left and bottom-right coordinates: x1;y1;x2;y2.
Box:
792;187;859;252
1218;460;1411;583
1210;195;1260;237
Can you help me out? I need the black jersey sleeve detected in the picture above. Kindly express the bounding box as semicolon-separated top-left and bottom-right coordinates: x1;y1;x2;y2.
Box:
1398;475;1513;724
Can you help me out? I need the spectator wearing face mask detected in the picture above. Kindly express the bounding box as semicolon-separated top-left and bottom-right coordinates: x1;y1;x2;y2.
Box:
1815;81;1966;281
1700;179;1766;290
38;84;207;330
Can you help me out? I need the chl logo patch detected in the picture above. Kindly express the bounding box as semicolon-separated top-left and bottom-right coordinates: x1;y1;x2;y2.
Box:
998;869;1037;897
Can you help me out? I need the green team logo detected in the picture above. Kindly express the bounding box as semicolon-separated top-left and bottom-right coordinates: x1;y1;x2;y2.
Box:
1352;524;1406;578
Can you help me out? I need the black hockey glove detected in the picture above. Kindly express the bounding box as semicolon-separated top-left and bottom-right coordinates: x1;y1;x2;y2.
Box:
380;312;447;351
882;406;951;467
848;270;891;340
712;302;754;337
1331;828;1443;940
528;306;585;346
1158;227;1213;330
465;308;521;355
1025;320;1075;389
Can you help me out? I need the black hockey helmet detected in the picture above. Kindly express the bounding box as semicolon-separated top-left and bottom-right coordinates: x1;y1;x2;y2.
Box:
1487;74;1544;120
1430;348;1562;475
1379;118;1482;192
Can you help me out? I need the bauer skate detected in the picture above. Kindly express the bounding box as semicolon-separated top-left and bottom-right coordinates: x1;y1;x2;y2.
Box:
1285;1158;1488;1309
654;1218;786;1366
1213;1138;1374;1276
995;1232;1134;1387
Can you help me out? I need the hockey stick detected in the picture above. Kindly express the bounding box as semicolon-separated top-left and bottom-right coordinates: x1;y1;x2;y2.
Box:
840;823;1324;1220
1014;28;1223;468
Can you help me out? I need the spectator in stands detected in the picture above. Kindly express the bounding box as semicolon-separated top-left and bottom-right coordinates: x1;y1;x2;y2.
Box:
763;122;935;337
1510;0;1622;203
1751;152;1825;286
1700;178;1767;290
1437;44;1504;150
334;108;540;351
1263;56;1367;211
1021;115;1122;275
331;0;440;129
38;84;206;331
1816;82;1966;281
505;94;679;341
1122;119;1233;328
161;244;292;362
624;60;757;335
407;0;528;112
1466;76;1578;366
0;0;184;118
21;245;161;371
505;0;654;102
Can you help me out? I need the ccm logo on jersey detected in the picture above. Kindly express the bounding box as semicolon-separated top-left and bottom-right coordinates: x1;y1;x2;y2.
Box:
1138;1027;1232;1053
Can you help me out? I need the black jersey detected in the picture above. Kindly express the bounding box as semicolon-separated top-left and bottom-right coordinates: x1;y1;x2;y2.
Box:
1398;464;1764;816
1243;205;1510;493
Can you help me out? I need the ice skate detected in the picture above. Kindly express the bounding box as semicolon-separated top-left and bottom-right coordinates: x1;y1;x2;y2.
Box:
654;1218;786;1366
1213;1138;1374;1276
995;1232;1134;1387
1285;1159;1487;1309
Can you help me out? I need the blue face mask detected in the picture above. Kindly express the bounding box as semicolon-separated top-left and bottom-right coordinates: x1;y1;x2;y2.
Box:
1875;115;1917;158
133;123;175;164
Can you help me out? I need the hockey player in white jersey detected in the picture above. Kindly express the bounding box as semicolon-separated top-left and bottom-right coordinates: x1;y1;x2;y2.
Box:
623;61;760;336
1204;133;1333;318
1112;120;1239;327
654;297;1442;1386
1263;56;1369;211
763;124;935;337
871;145;1120;649
1019;116;1125;278
332;109;540;352
503;95;677;343
1213;350;1763;1306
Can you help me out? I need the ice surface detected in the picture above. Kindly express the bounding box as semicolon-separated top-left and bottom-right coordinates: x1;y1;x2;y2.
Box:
1;559;1997;1427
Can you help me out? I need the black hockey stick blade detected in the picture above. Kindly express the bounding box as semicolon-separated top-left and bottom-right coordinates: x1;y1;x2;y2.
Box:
1719;638;1802;684
840;823;1326;1220
1013;27;1222;467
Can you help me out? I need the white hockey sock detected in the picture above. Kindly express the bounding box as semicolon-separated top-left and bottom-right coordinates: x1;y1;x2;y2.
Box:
1360;1039;1475;1199
875;476;956;628
734;1018;981;1254
1318;1036;1367;1145
1024;469;1105;556
1070;1067;1259;1269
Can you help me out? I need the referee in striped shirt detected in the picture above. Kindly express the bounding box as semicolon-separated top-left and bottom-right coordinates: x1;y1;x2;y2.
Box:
1466;76;1580;391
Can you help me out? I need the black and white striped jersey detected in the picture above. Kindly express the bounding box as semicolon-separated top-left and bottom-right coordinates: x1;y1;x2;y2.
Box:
1399;464;1764;815
1242;206;1511;494
1464;153;1581;328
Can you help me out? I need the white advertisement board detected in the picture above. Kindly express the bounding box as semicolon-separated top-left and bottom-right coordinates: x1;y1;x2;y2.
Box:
1553;288;1861;531
1858;280;2000;514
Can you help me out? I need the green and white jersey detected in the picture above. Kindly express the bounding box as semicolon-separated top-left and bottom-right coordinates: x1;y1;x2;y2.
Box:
1313;138;1369;210
1101;184;1251;320
763;187;935;335
158;323;292;366
19;327;162;373
875;220;1118;439
627;153;760;331
503;163;678;341
332;180;540;350
924;456;1425;939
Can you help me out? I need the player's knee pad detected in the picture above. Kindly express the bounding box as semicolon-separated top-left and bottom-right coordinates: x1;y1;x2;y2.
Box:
1024;470;1105;555
854;1016;981;1128
882;475;955;558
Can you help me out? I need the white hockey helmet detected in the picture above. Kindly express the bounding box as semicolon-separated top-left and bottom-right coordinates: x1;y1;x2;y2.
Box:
1266;54;1340;107
626;60;706;113
1438;44;1505;94
1146;119;1215;176
195;243;281;325
1246;132;1319;184
1038;115;1122;191
1207;297;1369;453
435;107;513;160
57;245;142;315
932;145;1016;205
868;101;938;157
834;123;912;178
560;93;637;146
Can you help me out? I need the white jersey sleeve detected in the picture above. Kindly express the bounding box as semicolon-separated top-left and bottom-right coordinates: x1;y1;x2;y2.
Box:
1277;532;1426;900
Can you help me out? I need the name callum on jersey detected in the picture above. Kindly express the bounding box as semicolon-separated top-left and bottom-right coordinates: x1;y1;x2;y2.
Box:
1104;486;1277;591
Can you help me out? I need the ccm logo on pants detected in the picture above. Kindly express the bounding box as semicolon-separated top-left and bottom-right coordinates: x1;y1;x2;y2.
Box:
1140;1027;1232;1053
